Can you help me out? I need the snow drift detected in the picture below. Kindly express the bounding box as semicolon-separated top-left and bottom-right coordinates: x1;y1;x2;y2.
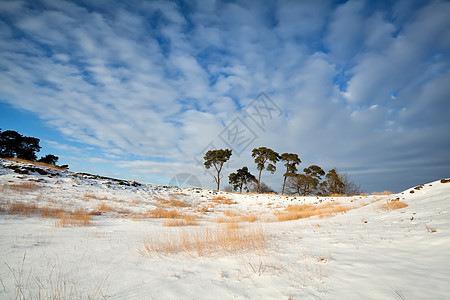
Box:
0;158;449;299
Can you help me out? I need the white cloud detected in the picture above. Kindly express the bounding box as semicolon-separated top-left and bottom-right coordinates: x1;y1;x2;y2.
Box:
0;0;449;192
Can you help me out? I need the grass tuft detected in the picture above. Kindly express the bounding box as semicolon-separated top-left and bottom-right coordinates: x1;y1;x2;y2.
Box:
56;209;92;227
275;202;354;222
380;199;408;211
211;195;236;205
2;182;41;194
162;214;198;227
8;203;39;216
141;224;269;257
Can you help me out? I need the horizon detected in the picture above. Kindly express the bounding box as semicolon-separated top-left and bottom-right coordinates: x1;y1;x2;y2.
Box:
1;0;449;193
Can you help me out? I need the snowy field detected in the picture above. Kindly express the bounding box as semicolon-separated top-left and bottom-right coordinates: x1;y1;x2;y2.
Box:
0;158;449;299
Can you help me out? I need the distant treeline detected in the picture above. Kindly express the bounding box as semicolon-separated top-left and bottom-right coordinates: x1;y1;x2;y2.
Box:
204;147;362;196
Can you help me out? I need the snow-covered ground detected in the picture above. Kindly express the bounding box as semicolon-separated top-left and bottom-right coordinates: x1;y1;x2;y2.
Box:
0;158;449;299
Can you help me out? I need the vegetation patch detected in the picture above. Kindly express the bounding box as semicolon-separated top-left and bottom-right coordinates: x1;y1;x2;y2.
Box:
211;195;236;205
275;202;355;222
379;198;408;211
141;224;270;257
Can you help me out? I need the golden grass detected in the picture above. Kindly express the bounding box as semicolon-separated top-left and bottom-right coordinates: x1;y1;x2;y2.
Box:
3;157;65;170
39;205;65;218
194;203;215;213
83;193;107;200
328;193;348;197
163;214;198;227
170;192;187;197
8;203;39;216
141;224;269;257
241;214;258;222
215;213;258;224
224;210;238;217
148;207;182;219
2;182;41;194
56;209;92;227
160;199;190;207
6;202;92;227
211;195;236;205
379;199;408;211
130;199;143;205
95;203;116;213
372;191;392;195
275;202;354;222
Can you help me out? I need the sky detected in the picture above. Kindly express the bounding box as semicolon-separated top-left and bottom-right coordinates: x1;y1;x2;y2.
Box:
0;0;449;193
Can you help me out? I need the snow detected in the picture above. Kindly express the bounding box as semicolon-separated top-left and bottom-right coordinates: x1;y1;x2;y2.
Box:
0;158;449;299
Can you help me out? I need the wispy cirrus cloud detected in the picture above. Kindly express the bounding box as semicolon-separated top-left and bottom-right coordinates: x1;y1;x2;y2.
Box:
0;0;449;192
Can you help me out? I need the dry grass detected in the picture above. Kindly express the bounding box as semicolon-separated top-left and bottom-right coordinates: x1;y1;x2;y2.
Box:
56;209;92;227
3;157;66;170
163;214;198;226
5;202;92;227
8;203;39;216
215;213;258;225
372;191;392;195
160;199;190;207
275;202;354;222
130;199;143;206
83;193;107;200
2;182;41;194
379;199;408;211
194;203;215;214
224;210;238;217
131;207;200;223
141;224;270;257
148;207;182;219
328;193;348;197
39;205;65;218
170;192;187;197
241;214;258;222
211;195;236;205
95;203;116;213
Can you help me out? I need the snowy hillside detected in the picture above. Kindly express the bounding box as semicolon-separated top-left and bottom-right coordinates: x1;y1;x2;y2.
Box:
1;158;449;299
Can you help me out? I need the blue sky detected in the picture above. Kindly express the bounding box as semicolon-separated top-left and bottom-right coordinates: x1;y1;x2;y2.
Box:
0;0;449;193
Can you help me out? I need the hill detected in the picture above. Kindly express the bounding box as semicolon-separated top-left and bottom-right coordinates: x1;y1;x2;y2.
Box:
1;158;449;299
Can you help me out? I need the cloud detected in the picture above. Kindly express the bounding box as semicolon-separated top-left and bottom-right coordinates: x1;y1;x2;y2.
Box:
0;0;449;192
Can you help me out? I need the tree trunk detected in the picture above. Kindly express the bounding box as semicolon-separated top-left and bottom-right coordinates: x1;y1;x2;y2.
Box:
282;176;287;195
257;168;263;193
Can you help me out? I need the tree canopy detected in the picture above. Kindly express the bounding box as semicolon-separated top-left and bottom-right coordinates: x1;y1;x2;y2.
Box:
228;166;256;193
280;153;301;194
38;154;59;166
203;149;232;190
251;147;280;193
0;129;41;161
287;165;325;195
